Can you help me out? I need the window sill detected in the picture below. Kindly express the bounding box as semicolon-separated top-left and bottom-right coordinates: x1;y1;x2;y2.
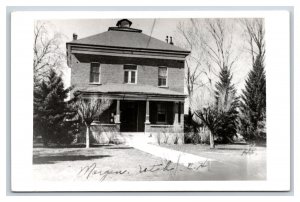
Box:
158;86;169;88
89;83;102;85
124;82;137;85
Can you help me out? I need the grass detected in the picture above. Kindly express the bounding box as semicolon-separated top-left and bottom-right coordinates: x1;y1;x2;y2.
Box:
33;143;266;182
33;144;201;182
161;143;267;180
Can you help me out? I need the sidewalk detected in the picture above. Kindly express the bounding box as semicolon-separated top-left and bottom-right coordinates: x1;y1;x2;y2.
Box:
124;133;215;172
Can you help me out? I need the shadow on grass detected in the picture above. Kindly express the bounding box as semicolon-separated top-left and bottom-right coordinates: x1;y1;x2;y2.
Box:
33;154;111;164
33;143;114;149
215;148;246;151
106;146;134;150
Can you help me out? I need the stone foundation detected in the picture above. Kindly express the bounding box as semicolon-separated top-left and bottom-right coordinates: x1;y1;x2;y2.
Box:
77;123;125;144
77;123;184;145
145;124;183;133
145;124;184;145
148;132;184;145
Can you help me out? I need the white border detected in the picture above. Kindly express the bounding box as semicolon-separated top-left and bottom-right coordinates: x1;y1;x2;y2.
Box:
11;10;290;192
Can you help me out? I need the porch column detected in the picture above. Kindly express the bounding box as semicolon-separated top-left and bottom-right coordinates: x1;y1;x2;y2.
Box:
173;102;179;125
179;102;184;125
115;99;120;124
145;100;150;124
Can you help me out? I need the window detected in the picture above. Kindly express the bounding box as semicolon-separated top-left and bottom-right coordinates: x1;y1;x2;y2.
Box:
158;67;168;87
90;63;100;83
124;65;137;84
157;103;167;123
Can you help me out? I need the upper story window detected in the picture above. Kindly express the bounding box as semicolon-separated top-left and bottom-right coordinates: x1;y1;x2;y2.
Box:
124;65;137;84
158;67;168;87
90;62;100;84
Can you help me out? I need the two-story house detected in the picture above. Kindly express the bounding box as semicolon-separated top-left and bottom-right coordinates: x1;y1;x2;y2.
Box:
66;19;190;141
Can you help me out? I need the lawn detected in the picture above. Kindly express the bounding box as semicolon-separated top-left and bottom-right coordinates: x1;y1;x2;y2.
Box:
161;143;267;180
33;144;202;182
33;143;266;182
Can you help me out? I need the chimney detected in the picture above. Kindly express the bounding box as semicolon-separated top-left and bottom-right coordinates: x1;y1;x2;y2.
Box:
169;36;174;45
165;35;169;43
73;33;78;40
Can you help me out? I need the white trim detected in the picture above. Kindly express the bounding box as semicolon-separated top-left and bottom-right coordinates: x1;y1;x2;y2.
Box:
148;124;175;128
91;122;117;126
89;62;101;84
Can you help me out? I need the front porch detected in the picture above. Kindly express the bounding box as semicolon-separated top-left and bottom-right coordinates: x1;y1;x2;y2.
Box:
78;98;185;145
75;83;186;144
91;99;184;133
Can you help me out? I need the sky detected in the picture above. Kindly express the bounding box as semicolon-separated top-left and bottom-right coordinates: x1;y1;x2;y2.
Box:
50;18;180;42
43;18;254;110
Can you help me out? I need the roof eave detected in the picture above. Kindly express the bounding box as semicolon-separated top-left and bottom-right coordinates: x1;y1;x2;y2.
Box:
66;42;191;56
75;90;187;98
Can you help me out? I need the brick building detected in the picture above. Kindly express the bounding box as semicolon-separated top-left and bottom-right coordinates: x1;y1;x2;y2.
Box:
66;19;190;140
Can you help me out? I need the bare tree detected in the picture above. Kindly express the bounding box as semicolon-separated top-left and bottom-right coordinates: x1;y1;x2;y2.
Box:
177;19;241;147
240;19;265;65
177;19;240;110
33;21;66;82
76;97;112;148
177;22;203;106
202;19;239;71
177;20;212;133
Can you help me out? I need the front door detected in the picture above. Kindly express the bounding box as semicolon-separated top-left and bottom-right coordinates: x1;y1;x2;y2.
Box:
120;101;138;132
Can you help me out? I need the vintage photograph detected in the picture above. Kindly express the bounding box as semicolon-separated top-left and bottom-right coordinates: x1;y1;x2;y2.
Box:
32;18;266;182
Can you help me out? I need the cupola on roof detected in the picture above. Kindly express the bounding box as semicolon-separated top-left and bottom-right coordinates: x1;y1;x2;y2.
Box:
108;19;142;33
116;19;132;28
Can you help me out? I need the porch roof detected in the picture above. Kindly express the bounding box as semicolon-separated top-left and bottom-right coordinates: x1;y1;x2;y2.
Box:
75;83;187;100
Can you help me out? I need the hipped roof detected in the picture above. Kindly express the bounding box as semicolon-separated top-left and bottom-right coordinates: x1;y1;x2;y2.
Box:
68;27;190;54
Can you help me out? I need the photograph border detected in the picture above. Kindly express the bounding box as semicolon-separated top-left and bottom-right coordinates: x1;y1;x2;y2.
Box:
7;6;294;195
